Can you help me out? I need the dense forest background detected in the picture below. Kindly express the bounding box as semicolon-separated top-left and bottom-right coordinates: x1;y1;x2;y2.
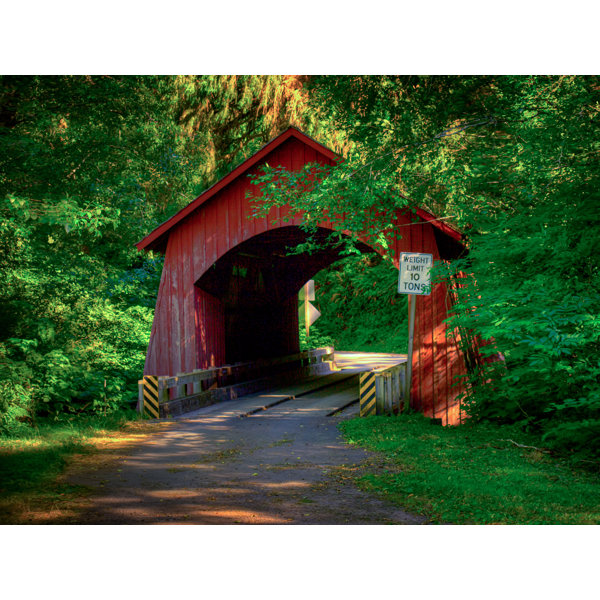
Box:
1;75;598;460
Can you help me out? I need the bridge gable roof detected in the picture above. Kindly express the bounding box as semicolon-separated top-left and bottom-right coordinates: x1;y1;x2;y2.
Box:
136;126;462;253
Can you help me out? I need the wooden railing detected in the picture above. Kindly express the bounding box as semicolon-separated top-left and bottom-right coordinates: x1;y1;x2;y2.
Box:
373;362;407;414
138;347;335;418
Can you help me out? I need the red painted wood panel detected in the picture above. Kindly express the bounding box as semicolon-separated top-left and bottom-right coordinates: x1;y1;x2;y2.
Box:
156;253;171;375
433;282;448;423
420;286;435;414
205;198;218;267
230;179;242;250
145;243;172;375
179;227;188;374
425;221;440;419
169;231;181;378
273;144;286;227
241;173;254;242
195;287;225;369
304;144;317;168
290;138;305;173
183;219;196;373
430;249;445;422
410;221;424;413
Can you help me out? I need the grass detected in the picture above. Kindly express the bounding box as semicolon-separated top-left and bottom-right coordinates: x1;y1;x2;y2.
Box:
0;411;168;524
339;412;600;524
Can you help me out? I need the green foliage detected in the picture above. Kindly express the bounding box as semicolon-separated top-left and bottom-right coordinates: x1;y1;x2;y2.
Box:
0;76;177;432
0;381;34;437
174;75;333;184
430;77;600;458
249;161;406;257
298;324;334;351
340;413;600;524
308;254;408;353
255;75;600;460
0;75;315;434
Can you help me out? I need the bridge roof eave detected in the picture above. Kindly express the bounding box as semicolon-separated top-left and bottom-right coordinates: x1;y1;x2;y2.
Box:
412;207;463;243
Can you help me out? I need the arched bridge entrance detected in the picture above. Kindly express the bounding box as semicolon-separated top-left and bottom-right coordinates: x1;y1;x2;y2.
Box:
196;225;375;365
136;127;470;424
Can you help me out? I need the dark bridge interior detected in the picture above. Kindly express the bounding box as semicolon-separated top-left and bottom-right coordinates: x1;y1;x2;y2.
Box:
195;226;375;364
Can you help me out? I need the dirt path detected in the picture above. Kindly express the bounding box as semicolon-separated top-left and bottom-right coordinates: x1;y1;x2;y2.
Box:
64;376;426;524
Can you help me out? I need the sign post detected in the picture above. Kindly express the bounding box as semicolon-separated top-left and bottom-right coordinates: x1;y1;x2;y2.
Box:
398;252;433;411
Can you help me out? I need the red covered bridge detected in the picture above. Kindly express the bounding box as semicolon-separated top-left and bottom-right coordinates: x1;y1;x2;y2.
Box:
136;127;472;425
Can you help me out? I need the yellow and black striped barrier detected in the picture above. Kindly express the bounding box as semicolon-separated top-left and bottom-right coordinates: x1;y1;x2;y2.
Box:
142;376;160;418
359;371;377;416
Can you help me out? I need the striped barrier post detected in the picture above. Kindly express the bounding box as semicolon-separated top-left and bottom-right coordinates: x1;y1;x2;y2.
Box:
142;375;160;418
359;371;377;417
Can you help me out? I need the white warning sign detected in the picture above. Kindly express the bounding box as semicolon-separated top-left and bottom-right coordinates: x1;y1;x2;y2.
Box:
398;252;433;295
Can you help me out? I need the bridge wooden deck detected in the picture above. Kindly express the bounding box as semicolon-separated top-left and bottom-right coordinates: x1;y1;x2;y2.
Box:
332;351;407;373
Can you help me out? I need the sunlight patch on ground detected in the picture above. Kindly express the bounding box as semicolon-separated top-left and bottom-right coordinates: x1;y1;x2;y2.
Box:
193;508;289;524
258;481;312;489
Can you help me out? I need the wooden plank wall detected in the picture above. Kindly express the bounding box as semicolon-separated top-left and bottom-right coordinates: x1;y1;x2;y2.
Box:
144;135;468;425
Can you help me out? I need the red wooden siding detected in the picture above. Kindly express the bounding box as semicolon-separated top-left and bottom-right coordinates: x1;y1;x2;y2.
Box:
195;287;225;369
140;128;468;425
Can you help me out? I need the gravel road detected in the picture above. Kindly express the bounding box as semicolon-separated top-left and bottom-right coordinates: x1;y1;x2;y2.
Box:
67;372;426;524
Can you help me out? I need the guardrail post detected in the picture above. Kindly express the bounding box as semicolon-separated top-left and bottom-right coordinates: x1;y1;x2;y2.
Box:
393;370;401;413
175;373;186;399
141;376;160;418
375;375;385;415
157;376;168;410
359;371;377;416
137;380;144;414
